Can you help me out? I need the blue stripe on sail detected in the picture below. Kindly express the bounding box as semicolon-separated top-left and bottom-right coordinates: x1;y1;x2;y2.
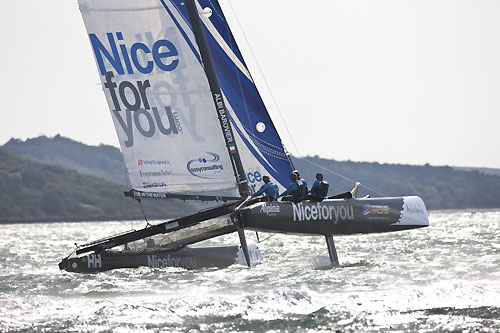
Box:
160;0;202;65
228;113;288;185
200;1;247;68
165;0;293;187
198;0;293;188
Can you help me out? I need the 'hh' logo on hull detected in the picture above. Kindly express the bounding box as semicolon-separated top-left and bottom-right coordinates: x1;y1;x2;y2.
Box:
87;254;102;268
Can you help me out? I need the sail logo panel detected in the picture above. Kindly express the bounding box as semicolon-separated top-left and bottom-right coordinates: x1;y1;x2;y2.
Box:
79;0;240;197
168;0;294;192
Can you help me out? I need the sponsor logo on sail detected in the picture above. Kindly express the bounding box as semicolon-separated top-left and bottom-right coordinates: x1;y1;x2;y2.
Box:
142;181;167;188
139;169;172;178
89;32;179;76
247;171;263;193
247;171;262;183
138;159;171;166
292;202;354;223
90;32;183;148
363;204;389;215
187;152;224;179
147;255;197;269
259;204;280;216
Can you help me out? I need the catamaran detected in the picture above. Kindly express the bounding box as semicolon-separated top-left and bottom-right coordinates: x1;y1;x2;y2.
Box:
59;0;429;273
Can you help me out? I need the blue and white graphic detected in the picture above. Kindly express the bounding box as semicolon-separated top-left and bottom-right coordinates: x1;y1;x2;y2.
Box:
79;0;240;196
187;152;224;179
166;0;294;191
79;0;294;198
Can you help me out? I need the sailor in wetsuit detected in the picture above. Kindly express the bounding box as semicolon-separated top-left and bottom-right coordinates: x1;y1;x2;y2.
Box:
309;172;329;201
280;172;305;203
293;170;308;194
251;175;279;201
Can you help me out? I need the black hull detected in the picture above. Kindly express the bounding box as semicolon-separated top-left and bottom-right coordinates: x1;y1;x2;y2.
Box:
59;245;262;273
236;196;429;235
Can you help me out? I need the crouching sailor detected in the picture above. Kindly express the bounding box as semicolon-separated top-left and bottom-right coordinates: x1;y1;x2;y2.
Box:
251;175;279;201
280;172;305;203
293;170;308;194
308;172;329;201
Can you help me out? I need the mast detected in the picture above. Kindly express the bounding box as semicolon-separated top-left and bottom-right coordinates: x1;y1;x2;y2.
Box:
185;0;249;198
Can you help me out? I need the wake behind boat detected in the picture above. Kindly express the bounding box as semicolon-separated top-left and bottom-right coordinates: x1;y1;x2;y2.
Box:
59;0;428;273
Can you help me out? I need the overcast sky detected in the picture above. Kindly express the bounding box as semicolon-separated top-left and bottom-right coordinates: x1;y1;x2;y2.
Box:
2;0;499;168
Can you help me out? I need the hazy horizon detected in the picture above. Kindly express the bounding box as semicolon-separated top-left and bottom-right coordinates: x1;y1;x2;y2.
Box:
2;0;499;169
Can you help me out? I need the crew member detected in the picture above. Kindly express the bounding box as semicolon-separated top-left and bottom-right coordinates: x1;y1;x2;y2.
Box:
280;172;305;203
309;172;329;201
293;170;308;194
251;175;279;201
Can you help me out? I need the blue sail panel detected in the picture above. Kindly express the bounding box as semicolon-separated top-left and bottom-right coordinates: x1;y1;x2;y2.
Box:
79;0;241;197
168;0;294;192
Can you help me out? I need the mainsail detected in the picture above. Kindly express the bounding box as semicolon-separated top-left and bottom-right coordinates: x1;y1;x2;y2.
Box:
79;0;293;201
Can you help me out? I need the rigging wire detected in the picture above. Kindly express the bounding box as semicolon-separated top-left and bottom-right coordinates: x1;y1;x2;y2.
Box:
222;1;387;197
137;199;151;228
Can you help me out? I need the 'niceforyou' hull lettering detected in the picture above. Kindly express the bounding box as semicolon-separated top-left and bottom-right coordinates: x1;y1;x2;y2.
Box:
292;203;354;223
147;255;196;269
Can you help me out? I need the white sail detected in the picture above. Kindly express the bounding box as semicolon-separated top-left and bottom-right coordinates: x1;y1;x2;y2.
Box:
79;0;239;197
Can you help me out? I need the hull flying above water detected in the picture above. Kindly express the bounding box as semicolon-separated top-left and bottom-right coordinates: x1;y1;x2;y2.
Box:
59;0;428;273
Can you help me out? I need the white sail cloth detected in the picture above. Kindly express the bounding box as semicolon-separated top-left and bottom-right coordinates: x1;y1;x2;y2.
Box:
79;0;239;197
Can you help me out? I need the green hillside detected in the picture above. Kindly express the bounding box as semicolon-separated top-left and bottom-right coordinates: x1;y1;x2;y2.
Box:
0;148;190;223
3;135;128;185
3;135;500;213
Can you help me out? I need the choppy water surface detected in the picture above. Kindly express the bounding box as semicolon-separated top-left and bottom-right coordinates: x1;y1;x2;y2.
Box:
0;210;499;332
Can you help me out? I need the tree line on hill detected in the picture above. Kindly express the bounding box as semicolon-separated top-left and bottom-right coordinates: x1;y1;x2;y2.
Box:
291;156;500;210
0;146;193;223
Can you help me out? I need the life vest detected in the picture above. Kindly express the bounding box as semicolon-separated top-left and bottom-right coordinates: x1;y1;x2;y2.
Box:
319;181;329;197
291;180;305;203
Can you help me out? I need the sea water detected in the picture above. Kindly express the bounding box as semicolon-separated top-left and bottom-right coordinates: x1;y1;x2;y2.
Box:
0;210;498;332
